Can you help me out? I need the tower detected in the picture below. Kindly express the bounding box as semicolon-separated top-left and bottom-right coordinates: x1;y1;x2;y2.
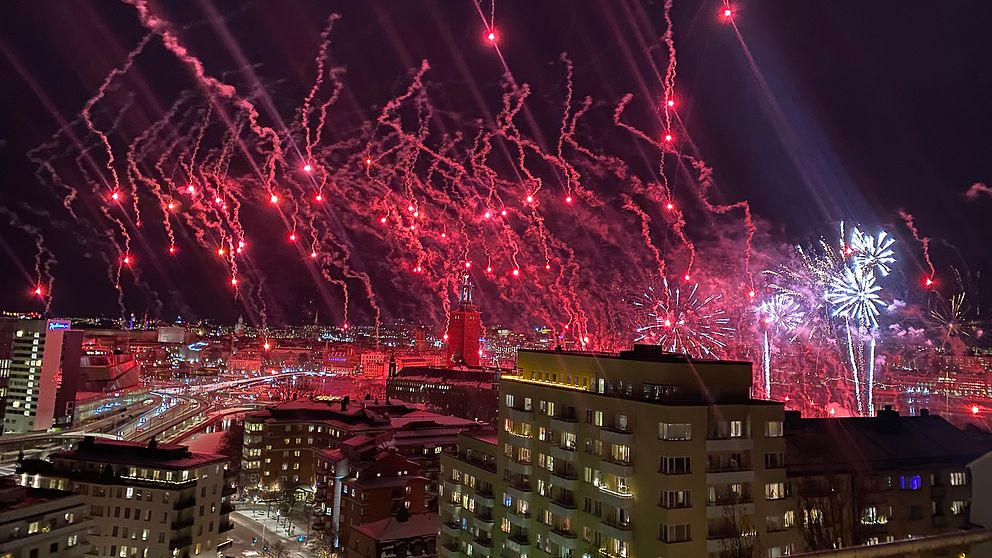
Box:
444;275;482;367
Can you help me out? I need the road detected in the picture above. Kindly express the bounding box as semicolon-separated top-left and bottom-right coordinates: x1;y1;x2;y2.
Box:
228;507;314;558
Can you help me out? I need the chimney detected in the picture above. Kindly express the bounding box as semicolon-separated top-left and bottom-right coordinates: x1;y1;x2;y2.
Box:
920;408;930;417
341;395;350;411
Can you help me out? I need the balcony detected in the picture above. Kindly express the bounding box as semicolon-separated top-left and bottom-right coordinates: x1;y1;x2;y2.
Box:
548;445;576;462
220;503;235;515
173;498;195;511
705;437;753;452
599;457;633;477
443;479;462;494
439;543;461;558
596;484;634;506
473;515;495;530
704;469;754;485
171;517;195;530
169;536;193;550
219;521;234;533
600;520;633;541
506;460;533;475
600;426;633;445
441;521;462;537
474;488;495;506
504;406;533;422
548;495;578;517
506;534;530;552
550;468;579;489
506;481;532;499
549;414;578;432
547;528;578;548
507;508;531;526
472;538;493;557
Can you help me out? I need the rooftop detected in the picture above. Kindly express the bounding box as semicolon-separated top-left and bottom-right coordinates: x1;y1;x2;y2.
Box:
0;479;83;513
52;437;228;469
785;407;992;474
353;512;439;541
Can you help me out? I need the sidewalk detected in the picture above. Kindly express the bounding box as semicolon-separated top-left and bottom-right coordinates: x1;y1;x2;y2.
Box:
232;503;324;557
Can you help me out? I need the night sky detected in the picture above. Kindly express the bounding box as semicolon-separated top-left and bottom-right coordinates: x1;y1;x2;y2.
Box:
1;1;990;325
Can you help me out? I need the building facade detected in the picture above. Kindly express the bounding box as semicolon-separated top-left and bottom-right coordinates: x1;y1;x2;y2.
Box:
386;366;499;423
786;406;989;553
444;276;482;368
0;479;92;558
241;399;477;502
441;345;797;558
17;437;236;558
2;319;83;434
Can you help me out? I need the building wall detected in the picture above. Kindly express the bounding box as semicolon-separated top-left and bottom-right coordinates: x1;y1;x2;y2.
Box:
21;457;233;558
440;349;798;558
0;491;91;558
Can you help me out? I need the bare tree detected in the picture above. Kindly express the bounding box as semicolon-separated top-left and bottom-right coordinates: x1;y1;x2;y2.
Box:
793;474;853;551
717;492;760;558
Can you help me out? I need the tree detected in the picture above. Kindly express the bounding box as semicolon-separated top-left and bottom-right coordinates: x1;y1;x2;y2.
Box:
217;420;245;464
793;474;853;551
716;491;760;558
264;540;289;558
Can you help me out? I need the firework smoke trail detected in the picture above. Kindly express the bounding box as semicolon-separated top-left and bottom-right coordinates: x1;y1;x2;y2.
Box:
0;208;57;314
690;157;757;291
300;13;342;168
613;95;696;278
80;33;153;226
660;0;677;133
898;209;936;283
621;194;666;282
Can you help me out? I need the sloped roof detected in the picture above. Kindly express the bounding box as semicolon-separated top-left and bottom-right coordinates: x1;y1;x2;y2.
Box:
353;512;438;541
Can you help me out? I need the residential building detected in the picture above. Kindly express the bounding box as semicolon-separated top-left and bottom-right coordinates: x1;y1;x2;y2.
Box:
2;319;84;433
787;406;992;553
242;398;477;501
439;430;499;558
0;478;92;558
314;439;431;549
347;510;438;558
16;437;236;558
386;366;499;422
443;344;797;558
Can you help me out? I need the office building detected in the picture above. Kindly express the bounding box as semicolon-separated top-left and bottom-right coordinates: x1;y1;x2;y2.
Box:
0;478;92;558
17;437;236;558
441;345;796;558
3;319;83;434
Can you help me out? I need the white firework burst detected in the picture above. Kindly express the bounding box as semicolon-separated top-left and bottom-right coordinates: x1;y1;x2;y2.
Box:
757;294;805;334
825;265;883;328
850;227;896;277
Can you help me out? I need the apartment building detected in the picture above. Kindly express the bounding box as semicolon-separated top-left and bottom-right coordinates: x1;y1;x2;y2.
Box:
439;430;499;558
441;345;797;558
0;479;92;558
242;398;476;501
314;439;432;549
17;437;236;558
786;406;991;553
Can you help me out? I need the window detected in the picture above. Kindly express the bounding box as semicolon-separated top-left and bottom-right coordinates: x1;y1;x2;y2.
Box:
783;510;795;528
28;522;39;534
765;452;785;469
861;506;889;525
951;500;968;515
505;394;515;408
500;518;510;533
658;423;692;441
660;490;691;509
765;483;786;500
524;397;532;411
730;420;744;438
765;421;784;437
660;456;691;475
899;475;922;491
594;411;604;427
659;523;692;543
950;472;967;486
67;535;79;548
611;444;630;464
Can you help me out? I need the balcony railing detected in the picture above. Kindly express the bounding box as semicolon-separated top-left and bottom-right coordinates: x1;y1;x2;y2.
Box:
169;536;193;549
173;498;196;511
171;517;195;530
706;462;752;473
708;493;753;506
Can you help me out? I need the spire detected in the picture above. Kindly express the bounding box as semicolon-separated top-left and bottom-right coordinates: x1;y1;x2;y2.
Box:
458;274;474;305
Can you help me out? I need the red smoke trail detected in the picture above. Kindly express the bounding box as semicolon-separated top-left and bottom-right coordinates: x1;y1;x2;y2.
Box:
898;209;936;283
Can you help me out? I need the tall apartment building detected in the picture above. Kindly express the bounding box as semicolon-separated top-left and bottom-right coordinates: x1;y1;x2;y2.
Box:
0;478;92;558
440;345;797;558
2;319;83;434
786;406;991;553
439;430;499;557
242;398;477;501
17;437;236;558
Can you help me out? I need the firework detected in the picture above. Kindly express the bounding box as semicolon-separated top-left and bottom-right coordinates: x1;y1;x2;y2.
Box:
633;280;734;357
825;265;883;329
850;227;896;277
